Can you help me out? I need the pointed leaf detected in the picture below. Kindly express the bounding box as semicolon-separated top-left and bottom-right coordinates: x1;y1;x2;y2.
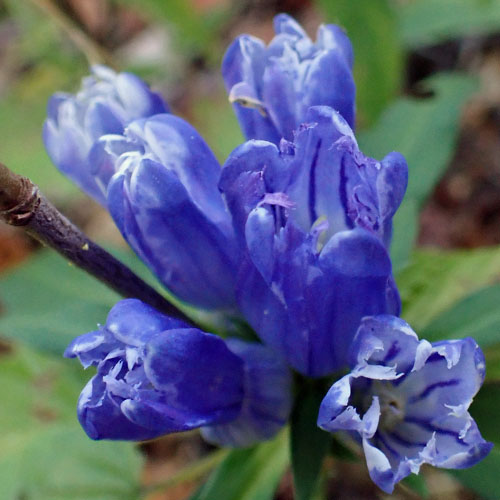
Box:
452;447;500;500
397;246;500;332
192;429;289;500
0;345;143;500
291;380;331;500
399;0;500;49
422;284;500;348
359;74;478;271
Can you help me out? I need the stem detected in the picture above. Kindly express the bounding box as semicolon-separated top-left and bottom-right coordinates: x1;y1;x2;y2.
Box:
0;163;193;324
142;448;229;497
27;0;115;67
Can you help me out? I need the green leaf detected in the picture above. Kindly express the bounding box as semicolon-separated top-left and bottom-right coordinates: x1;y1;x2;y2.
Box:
0;245;236;353
318;0;402;124
421;284;500;347
398;249;500;381
359;74;478;271
451;447;500;500
398;246;500;332
330;435;356;462
402;474;429;498
361;75;477;202
192;429;289;500
399;0;500;49
0;345;143;500
470;382;500;446
1;425;142;500
0;344;88;429
0;251;121;355
291;380;331;500
485;345;500;380
0;84;78;199
3;0;89;198
388;199;419;274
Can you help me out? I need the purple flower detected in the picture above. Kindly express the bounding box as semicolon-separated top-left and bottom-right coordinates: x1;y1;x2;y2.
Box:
222;14;355;144
65;299;291;447
200;338;293;447
219;106;406;376
95;114;240;311
317;315;493;493
43;65;168;204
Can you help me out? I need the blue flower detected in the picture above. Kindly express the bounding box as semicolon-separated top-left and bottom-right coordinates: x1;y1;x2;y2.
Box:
43;65;168;204
219;106;406;376
317;315;493;493
94;114;240;311
222;14;355;144
200;338;293;447
65;299;291;447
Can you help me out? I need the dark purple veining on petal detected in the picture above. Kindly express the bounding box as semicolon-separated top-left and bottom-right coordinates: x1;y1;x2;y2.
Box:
318;318;492;494
383;342;401;363
308;139;321;225
376;431;400;459
404;416;469;446
388;431;428;449
339;154;354;230
426;352;446;363
408;379;461;404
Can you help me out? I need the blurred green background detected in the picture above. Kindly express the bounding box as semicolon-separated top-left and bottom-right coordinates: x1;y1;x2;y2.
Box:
1;0;500;499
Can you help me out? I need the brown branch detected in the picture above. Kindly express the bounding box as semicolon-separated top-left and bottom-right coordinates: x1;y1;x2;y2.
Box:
0;162;193;324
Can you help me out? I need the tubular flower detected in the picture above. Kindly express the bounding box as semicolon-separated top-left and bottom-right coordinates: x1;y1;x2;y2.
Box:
317;315;493;494
43;65;168;204
65;299;292;447
94;114;240;311
219;106;407;376
222;13;355;144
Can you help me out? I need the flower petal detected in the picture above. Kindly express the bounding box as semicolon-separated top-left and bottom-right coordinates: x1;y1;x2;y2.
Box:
64;330;113;368
222;15;356;143
349;315;419;372
144;328;244;422
77;376;158;441
201;339;292;447
318;316;492;493
126;114;227;222
238;225;399;376
317;24;353;68
301;50;355;130
108;157;239;309
219;139;285;241
222;35;281;144
105;298;187;347
43;66;168;203
273;13;307;38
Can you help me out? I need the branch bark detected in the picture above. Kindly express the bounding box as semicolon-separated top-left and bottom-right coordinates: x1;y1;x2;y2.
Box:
0;162;193;324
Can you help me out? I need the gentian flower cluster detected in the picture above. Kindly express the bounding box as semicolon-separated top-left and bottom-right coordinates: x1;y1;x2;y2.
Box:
317;316;492;493
47;13;491;493
65;299;291;447
219;106;406;376
94;115;240;310
222;14;355;143
44;65;168;204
